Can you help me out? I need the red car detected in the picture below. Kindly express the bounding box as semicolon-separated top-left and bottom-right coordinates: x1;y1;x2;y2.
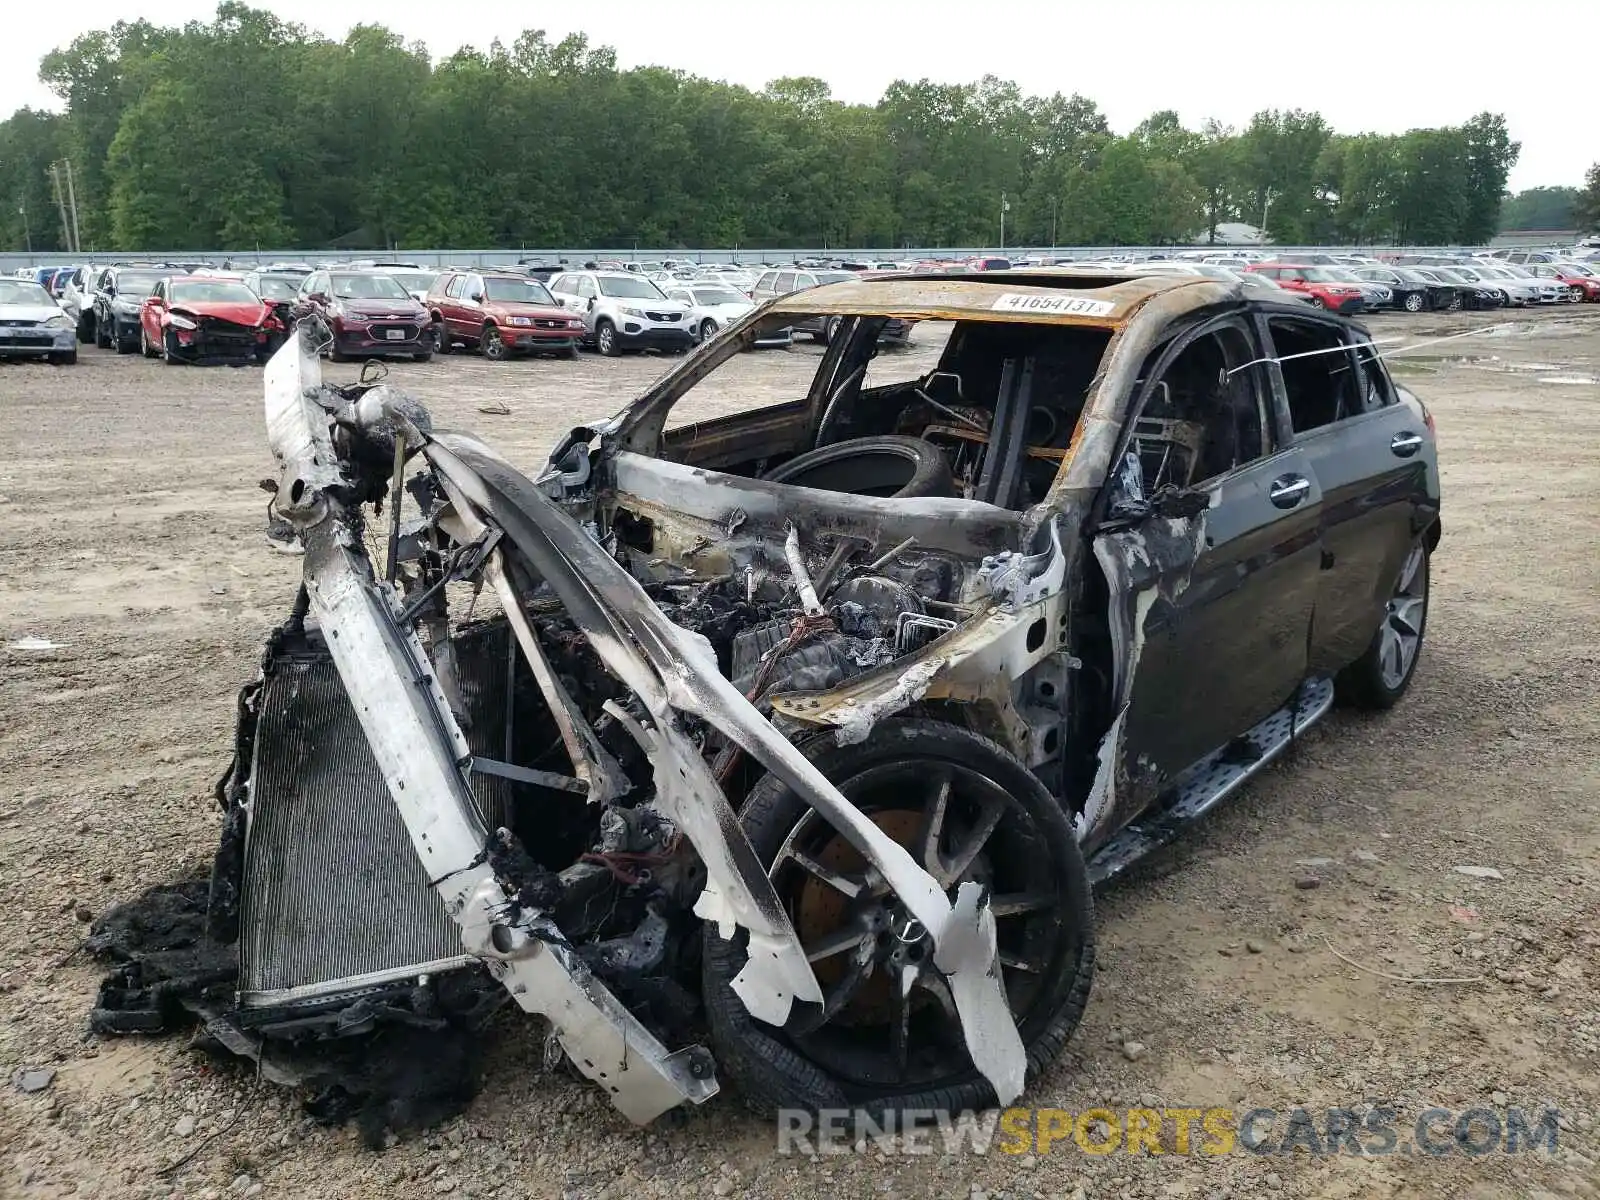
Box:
428;270;585;359
139;276;284;365
1529;263;1600;302
297;269;434;362
1246;264;1366;314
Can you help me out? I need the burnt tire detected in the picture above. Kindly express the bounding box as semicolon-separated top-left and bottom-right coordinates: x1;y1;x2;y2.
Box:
702;719;1095;1119
1336;537;1430;710
759;435;955;499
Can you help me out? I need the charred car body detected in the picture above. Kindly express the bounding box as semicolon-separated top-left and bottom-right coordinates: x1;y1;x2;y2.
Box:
94;274;1439;1135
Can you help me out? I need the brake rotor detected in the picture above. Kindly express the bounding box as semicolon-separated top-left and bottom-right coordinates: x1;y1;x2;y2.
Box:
793;809;921;1025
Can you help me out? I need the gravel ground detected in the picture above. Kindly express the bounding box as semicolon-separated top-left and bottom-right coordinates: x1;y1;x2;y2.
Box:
2;308;1598;1199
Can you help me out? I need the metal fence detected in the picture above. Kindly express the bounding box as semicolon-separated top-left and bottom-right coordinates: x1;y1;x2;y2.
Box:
0;242;1579;274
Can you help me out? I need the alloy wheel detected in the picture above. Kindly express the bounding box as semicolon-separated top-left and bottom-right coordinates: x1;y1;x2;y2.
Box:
1379;544;1427;690
482;326;505;360
1404;293;1424;313
767;759;1066;1086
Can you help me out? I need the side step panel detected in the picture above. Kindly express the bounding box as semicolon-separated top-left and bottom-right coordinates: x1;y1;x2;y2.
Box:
1086;677;1335;886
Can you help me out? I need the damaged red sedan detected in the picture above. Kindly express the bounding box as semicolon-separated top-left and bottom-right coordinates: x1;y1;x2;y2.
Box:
90;273;1439;1142
138;276;284;365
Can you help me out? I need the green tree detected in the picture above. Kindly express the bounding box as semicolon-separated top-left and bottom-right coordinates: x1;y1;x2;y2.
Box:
1575;165;1600;234
1500;185;1578;231
1458;112;1519;243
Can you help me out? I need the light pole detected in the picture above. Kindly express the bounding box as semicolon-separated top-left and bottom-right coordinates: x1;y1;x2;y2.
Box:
999;192;1009;254
1050;195;1059;252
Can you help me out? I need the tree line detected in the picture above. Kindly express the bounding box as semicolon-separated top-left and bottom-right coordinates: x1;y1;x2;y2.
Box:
0;3;1580;254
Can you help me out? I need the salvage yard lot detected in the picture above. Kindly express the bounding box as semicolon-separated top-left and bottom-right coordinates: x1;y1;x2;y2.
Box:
2;307;1599;1200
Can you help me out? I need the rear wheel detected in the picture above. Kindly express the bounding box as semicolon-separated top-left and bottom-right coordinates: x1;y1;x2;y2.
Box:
76;313;95;344
433;320;450;354
95;316;111;350
1337;538;1430;709
702;720;1094;1117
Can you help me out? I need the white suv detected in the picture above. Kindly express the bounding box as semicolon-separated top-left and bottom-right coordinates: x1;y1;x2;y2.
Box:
546;270;693;356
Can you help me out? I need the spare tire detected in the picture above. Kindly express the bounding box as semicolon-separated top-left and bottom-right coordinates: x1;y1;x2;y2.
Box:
759;435;953;499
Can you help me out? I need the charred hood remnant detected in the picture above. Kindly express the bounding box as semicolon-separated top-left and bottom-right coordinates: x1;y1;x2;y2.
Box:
92;270;1436;1137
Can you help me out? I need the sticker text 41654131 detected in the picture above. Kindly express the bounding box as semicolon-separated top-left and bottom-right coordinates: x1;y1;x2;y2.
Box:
991;293;1116;317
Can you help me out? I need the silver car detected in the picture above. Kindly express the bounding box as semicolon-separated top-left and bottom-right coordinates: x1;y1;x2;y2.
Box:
0;278;78;363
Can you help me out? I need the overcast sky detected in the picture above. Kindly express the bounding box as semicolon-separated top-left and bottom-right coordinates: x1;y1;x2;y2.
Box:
2;0;1591;192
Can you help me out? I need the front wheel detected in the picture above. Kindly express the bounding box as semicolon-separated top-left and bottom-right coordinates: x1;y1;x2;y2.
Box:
76;314;95;344
1337;537;1430;709
595;319;618;356
1403;292;1425;313
697;318;717;344
162;330;183;365
703;719;1095;1118
95;317;111;350
1307;295;1327;309
480;324;506;360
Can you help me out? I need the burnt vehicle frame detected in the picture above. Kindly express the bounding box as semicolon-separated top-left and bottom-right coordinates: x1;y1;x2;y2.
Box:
98;273;1439;1134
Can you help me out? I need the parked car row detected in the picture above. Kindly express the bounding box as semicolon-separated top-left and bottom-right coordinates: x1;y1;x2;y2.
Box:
8;243;1596;369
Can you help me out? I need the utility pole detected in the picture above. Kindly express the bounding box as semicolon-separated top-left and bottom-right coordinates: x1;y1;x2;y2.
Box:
48;162;71;252
18;196;31;255
1050;196;1059;253
63;160;81;254
999;192;1009;254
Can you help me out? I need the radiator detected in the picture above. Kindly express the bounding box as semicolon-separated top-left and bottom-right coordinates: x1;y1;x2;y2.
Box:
238;626;513;1006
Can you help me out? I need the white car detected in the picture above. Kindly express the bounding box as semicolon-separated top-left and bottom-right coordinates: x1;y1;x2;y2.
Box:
0;277;78;364
546;270;694;356
664;283;791;346
383;269;438;305
57;264;98;341
1463;264;1557;305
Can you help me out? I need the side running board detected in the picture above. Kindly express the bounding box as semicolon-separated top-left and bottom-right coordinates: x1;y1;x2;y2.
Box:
1086;676;1336;885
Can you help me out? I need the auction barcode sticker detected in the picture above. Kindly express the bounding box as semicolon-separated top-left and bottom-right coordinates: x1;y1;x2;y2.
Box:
991;293;1116;316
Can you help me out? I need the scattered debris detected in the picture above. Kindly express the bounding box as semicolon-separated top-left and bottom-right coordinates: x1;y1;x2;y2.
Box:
1246;939;1266;954
1455;866;1504;880
9;635;65;651
1121;1040;1148;1062
1449;905;1480;923
1294;857;1338;868
1294;877;1322;891
1323;937;1482;986
13;1067;55;1094
1351;849;1380;863
477;400;512;415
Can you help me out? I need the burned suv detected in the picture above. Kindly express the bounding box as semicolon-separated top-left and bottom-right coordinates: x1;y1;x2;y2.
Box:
92;273;1439;1137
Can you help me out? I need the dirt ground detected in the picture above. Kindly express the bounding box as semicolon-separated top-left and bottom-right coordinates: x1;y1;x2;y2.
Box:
2;306;1598;1200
